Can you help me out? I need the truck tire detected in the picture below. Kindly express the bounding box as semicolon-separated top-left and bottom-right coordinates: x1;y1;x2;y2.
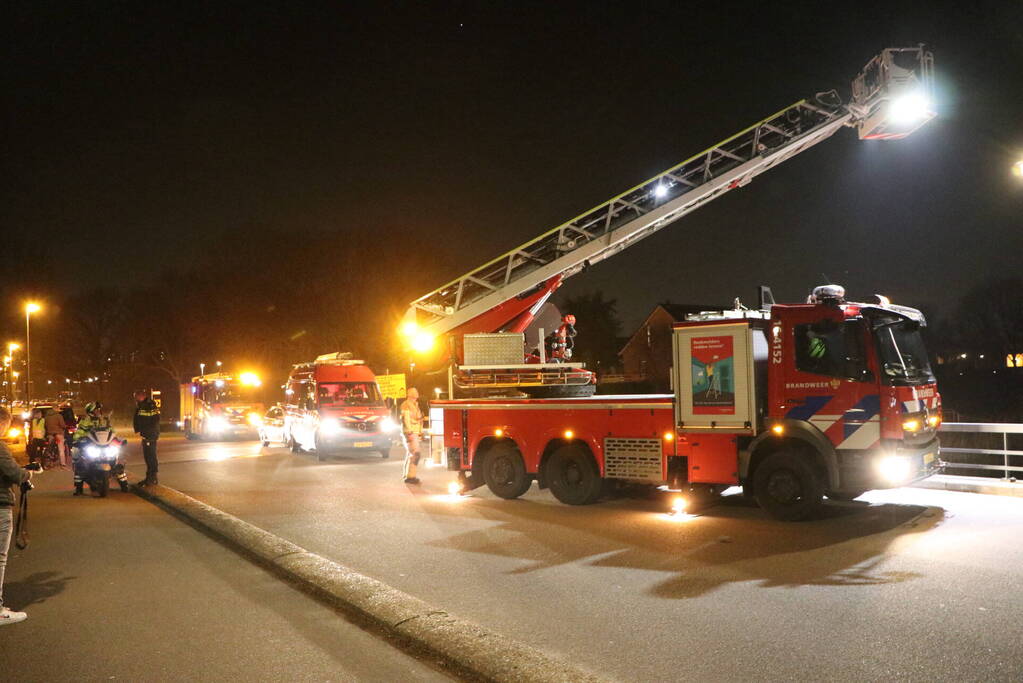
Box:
521;384;596;399
546;444;603;505
827;489;867;502
753;450;824;521
481;442;531;499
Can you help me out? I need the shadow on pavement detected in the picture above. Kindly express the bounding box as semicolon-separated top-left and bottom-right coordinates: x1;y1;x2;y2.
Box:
5;570;77;610
423;491;945;599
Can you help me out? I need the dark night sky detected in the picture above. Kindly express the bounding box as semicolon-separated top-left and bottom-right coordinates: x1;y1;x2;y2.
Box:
4;1;1022;332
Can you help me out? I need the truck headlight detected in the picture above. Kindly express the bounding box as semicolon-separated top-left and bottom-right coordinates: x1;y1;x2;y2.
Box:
208;417;227;432
380;417;398;433
902;418;921;432
320;418;342;435
877;455;912;484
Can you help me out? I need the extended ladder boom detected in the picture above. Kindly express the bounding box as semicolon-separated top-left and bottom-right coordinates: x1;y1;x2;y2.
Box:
405;46;933;338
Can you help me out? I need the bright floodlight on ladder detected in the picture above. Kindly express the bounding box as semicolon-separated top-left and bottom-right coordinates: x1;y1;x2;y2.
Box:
851;46;935;140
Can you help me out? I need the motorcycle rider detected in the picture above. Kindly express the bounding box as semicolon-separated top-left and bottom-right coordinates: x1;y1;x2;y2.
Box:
72;402;128;495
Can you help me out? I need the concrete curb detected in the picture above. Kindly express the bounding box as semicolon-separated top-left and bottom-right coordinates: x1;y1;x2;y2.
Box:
133;482;608;683
912;474;1023;498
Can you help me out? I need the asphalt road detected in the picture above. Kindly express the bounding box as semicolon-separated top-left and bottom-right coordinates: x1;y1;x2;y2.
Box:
104;434;1023;682
1;450;451;682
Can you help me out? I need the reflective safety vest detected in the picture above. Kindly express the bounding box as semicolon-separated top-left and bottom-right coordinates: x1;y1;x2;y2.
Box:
73;415;110;442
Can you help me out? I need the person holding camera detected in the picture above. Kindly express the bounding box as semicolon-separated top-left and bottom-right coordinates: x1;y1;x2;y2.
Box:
1;406;34;625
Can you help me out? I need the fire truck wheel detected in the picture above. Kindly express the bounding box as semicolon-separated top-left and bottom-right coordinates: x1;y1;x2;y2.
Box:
546;445;602;505
481;442;531;499
752;450;824;521
826;489;866;502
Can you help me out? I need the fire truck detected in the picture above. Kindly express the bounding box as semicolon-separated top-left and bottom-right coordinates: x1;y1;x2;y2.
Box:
180;372;264;440
408;47;942;520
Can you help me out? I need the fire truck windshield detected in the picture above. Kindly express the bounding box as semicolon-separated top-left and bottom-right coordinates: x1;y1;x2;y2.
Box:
317;382;382;407
203;383;254;403
872;319;934;385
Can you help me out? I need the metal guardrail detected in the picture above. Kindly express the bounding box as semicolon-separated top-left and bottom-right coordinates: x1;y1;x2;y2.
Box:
939;422;1023;480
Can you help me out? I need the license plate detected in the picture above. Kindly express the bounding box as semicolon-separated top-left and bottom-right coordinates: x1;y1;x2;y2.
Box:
923;452;935;466
353;441;373;448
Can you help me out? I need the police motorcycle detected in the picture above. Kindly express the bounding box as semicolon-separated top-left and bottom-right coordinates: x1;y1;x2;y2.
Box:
77;424;128;497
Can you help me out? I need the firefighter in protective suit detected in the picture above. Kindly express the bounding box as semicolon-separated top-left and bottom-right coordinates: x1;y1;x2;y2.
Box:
72;402;129;495
545;314;577;362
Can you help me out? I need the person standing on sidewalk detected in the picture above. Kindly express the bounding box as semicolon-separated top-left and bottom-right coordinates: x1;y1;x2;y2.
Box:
133;390;160;486
401;387;425;484
1;406;34;625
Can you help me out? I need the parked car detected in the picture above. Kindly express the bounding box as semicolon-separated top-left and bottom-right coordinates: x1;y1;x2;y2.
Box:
258;405;287;447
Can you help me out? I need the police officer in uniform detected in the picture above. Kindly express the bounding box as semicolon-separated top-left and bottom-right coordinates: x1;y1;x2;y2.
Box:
133;390;161;486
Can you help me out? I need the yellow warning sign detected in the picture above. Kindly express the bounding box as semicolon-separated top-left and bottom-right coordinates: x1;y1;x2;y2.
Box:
375;373;407;400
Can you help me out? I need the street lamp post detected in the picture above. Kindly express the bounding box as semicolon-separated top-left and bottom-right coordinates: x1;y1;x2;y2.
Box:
7;343;21;402
24;302;41;402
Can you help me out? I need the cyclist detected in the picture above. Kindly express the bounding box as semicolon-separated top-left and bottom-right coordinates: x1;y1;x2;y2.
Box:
43;407;67;468
27;408;45;465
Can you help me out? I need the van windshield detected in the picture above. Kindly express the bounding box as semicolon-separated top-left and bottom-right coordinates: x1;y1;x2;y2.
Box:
318;382;382;407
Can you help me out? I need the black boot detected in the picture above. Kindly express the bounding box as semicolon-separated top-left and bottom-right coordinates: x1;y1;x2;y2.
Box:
73;482;83;496
119;480;129;492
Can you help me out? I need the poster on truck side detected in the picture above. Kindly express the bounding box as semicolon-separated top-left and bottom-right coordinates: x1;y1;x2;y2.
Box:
690;335;735;414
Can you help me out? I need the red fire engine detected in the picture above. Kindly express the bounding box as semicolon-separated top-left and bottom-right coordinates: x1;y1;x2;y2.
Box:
180;372;264;440
408;47;940;519
438;286;941;519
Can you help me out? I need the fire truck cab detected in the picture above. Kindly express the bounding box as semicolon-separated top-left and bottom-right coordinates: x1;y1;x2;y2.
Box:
439;286;942;521
283;353;398;461
180;372;264;440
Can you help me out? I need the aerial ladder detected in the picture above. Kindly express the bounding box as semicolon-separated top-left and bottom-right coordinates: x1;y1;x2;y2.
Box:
400;46;935;397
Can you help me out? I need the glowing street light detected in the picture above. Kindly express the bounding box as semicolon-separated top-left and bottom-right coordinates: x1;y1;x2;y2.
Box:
24;302;41;401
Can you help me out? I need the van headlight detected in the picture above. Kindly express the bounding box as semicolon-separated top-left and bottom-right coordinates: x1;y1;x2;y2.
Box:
380;417;398;433
320;418;342;435
876;455;912;484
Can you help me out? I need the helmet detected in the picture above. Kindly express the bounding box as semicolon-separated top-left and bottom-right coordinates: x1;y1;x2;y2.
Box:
563;314;576;325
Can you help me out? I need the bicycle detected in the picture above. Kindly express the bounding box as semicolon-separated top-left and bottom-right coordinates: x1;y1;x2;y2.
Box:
38;434;63;470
